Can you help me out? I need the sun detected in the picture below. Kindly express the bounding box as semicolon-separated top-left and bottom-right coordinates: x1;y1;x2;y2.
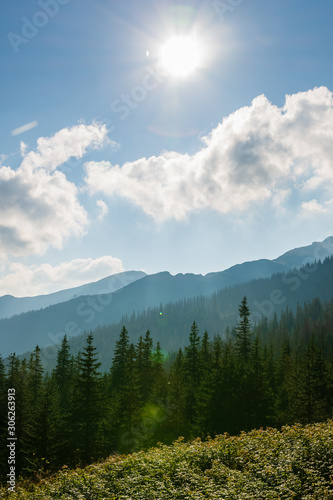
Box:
159;35;203;78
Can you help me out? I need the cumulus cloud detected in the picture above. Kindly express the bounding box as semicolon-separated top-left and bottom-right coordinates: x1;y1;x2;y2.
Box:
96;199;109;221
301;199;326;215
301;198;333;217
21;122;109;173
0;122;109;256
0;256;124;297
84;87;333;221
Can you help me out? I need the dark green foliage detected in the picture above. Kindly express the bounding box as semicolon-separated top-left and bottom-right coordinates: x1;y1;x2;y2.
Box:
14;256;333;374
72;333;102;464
110;325;129;390
1;296;333;484
52;335;75;466
5;420;333;499
296;336;329;423
167;349;187;439
235;296;251;362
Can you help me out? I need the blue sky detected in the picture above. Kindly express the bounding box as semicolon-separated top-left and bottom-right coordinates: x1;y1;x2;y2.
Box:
1;0;333;296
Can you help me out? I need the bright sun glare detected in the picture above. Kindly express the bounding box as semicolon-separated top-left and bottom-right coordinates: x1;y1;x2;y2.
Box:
159;36;203;78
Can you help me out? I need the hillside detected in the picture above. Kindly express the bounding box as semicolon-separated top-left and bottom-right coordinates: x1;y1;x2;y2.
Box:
0;270;146;320
3;420;333;499
29;256;333;371
1;295;332;487
1;237;333;357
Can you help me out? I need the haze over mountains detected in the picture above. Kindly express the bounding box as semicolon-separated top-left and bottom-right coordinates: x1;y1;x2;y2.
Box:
0;271;146;320
0;236;332;359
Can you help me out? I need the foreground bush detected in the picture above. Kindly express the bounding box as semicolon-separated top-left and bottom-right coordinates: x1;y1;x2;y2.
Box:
1;419;333;499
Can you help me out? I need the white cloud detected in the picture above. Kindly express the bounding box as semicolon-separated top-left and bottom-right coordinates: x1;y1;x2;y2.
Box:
0;256;124;297
0;154;9;165
96;199;109;221
0;122;109;256
301;198;333;217
21;122;110;173
84;87;333;221
301;199;327;215
20;141;28;157
11;120;38;137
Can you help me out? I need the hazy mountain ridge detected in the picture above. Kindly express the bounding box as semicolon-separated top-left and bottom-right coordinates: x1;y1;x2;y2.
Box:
0;270;146;320
0;237;333;358
273;236;333;268
31;256;333;372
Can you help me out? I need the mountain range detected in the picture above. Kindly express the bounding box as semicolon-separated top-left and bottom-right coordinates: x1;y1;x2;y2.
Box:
0;270;146;320
0;236;332;360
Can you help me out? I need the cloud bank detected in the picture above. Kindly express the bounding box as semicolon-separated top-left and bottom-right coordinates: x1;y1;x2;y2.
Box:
0;122;109;256
84;87;333;221
0;256;124;297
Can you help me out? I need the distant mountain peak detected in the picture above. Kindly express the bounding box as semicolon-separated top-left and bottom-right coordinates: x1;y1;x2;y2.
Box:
1;237;333;358
274;236;333;268
0;270;146;320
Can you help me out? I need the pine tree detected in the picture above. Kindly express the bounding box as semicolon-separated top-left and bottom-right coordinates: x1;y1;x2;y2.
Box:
118;343;142;452
185;321;201;383
235;296;252;362
23;346;45;475
54;335;73;406
27;346;43;401
33;375;61;472
147;341;169;445
275;339;294;425
210;335;224;434
136;330;154;403
73;333;102;464
296;337;328;423
167;349;187;440
53;336;75;467
184;321;201;433
193;331;213;437
111;326;130;390
246;337;274;429
220;338;239;434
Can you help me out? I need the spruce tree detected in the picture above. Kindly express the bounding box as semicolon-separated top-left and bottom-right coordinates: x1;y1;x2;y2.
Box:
246;337;274;429
296;337;328;423
167;349;187;440
111;326;130;391
54;335;73;406
23;346;45;475
33;375;61;471
275;339;293;425
185;321;201;383
235;296;252;362
136;330;154;403
220;338;239;434
53;336;74;467
73;333;102;464
118;342;141;452
193;331;213;437
210;335;224;433
184;322;201;433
